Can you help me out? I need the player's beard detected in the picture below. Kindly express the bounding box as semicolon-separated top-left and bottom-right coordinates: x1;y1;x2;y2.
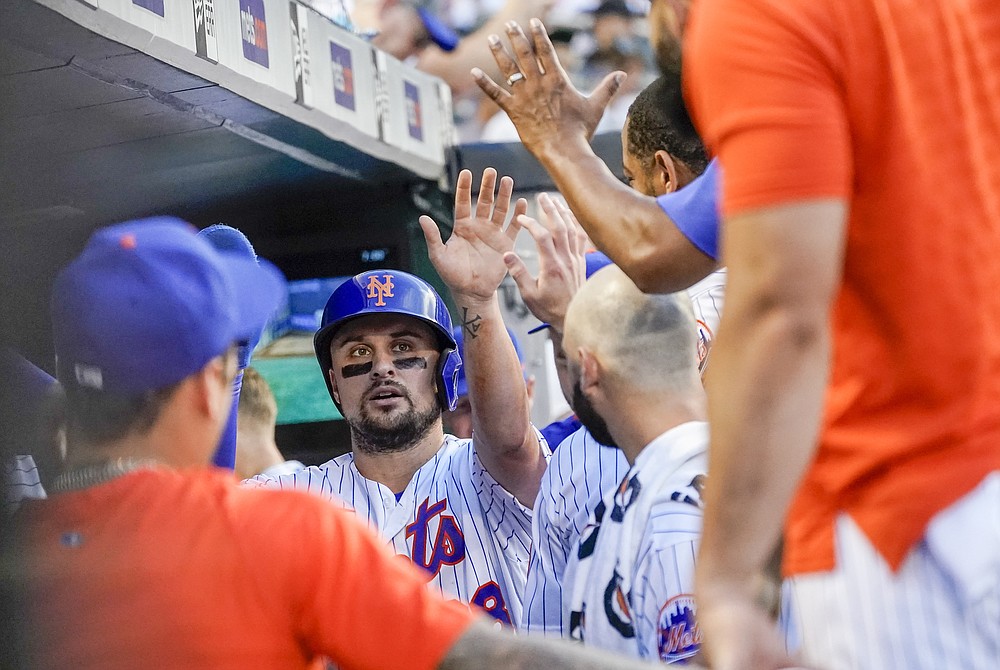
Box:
571;380;617;448
349;390;440;454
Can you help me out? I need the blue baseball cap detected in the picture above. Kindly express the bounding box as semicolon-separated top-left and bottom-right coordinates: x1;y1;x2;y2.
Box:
52;216;285;394
528;251;614;334
452;325;526;398
416;6;459;52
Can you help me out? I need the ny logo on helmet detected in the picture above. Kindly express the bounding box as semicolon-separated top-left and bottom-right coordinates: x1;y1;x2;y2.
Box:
365;274;395;306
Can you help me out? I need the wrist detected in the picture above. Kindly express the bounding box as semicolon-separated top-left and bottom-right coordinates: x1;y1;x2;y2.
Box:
450;292;496;311
697;570;778;615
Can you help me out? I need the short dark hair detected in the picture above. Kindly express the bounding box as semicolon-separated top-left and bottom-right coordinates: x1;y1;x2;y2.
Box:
626;76;709;176
64;382;181;447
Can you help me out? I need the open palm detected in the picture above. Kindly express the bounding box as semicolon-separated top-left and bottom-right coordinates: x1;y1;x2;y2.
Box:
420;168;525;302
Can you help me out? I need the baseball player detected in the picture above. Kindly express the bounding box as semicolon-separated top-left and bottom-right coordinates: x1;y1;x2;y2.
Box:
559;265;708;661
245;168;549;625
507;79;722;635
9;216;680;670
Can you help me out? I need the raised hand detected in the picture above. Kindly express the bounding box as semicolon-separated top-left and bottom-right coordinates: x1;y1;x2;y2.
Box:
419;168;526;303
504;193;589;333
472;19;626;157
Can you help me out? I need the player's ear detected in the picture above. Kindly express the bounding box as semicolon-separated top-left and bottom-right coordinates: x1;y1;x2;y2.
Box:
654;150;679;194
577;348;601;395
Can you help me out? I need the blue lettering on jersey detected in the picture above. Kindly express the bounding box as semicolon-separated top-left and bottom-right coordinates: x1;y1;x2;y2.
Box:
406;498;466;576
578;499;606;559
603;568;636;638
472;581;512;625
611;474;641;522
669;474;706;509
569;605;586;642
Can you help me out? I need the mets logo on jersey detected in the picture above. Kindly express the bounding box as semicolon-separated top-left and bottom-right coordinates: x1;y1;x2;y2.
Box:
657;594;702;662
365;274;394;306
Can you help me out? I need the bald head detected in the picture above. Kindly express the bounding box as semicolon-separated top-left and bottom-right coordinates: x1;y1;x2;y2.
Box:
563;266;700;392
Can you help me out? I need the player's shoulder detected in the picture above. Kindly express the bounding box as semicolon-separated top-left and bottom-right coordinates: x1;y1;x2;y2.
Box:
241;455;352;491
548;426;622;471
637;422;708;474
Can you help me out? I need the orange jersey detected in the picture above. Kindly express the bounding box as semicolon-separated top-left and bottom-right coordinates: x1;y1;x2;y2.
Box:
686;0;1000;573
13;468;475;669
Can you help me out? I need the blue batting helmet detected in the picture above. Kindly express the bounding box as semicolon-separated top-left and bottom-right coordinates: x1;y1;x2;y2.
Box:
313;269;463;411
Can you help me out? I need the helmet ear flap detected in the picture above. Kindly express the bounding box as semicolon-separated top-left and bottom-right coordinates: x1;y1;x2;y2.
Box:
437;347;462;411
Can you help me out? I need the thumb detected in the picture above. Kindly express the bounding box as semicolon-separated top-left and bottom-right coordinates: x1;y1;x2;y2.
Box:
418;215;445;256
590;71;627;111
504;251;535;297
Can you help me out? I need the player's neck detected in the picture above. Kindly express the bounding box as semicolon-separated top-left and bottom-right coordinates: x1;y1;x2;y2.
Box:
611;394;706;465
350;422;446;494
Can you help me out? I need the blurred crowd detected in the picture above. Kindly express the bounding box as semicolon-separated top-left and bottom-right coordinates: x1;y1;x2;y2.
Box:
304;0;657;142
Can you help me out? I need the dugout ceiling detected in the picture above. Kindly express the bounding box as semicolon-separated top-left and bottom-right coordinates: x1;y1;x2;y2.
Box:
0;0;624;371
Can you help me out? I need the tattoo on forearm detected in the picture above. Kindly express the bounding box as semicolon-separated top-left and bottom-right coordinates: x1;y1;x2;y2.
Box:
461;307;483;339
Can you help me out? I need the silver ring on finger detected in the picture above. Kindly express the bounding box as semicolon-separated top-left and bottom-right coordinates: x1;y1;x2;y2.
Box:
506;72;525;86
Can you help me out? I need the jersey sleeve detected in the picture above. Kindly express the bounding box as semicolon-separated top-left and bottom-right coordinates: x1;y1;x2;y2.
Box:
655;158;721;260
242;464;352;510
468;428;549;563
521;462;571;635
630;501;703;664
684;0;851;215
240;490;477;670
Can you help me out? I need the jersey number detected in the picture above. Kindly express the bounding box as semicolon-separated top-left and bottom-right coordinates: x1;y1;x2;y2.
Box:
472;581;512;625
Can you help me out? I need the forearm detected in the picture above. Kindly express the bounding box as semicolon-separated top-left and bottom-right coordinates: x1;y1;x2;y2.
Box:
698;286;829;600
440;620;667;670
454;293;543;501
417;0;549;93
537;138;715;293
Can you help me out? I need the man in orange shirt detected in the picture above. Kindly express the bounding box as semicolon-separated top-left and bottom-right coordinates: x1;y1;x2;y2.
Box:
6;216;668;670
680;1;1000;668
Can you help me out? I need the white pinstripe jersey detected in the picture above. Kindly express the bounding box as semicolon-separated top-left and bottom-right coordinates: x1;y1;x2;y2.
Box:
686;268;726;374
521;276;724;636
5;455;47;513
564;422;708;662
244;433;541;626
522;427;629;635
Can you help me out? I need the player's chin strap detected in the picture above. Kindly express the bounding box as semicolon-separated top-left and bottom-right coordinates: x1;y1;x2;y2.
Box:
438;346;462;412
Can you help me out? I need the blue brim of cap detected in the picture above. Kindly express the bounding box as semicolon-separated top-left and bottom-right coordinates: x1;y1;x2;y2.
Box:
528;322;551;335
219;254;286;343
200;224;257;260
417;7;459;52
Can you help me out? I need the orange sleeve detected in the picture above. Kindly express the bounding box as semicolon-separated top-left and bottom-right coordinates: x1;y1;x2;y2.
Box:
683;0;853;215
243;491;477;670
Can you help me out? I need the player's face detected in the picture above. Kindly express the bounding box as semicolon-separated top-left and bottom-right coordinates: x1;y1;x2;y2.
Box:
621;117;659;197
569;371;617;448
329;313;442;453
